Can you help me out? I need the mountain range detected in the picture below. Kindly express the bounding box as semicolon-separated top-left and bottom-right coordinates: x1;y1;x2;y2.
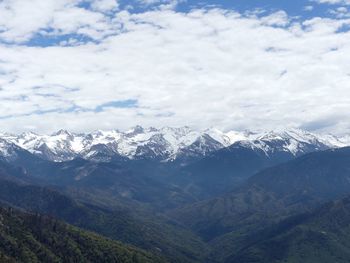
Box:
1;127;349;163
2;126;350;262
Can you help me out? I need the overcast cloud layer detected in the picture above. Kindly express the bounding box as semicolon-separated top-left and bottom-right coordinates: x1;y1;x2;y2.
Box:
0;0;350;134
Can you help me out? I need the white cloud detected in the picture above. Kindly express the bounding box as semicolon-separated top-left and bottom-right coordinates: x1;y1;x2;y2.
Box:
90;0;119;12
0;0;119;43
260;11;290;26
0;0;66;42
1;4;350;134
329;6;349;17
312;0;350;5
138;0;177;5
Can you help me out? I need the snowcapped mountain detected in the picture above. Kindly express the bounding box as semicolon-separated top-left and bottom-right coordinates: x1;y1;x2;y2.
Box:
0;138;26;162
235;129;334;156
0;127;348;162
0;126;234;162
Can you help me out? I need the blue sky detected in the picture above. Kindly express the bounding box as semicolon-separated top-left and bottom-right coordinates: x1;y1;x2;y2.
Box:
0;0;350;134
178;0;322;15
124;0;345;17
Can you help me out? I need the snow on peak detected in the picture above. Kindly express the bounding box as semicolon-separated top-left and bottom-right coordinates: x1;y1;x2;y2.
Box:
224;130;257;145
0;127;349;162
238;128;333;156
51;129;72;136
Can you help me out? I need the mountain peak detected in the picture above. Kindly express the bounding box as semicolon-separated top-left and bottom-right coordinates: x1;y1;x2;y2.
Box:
51;129;72;137
126;125;145;135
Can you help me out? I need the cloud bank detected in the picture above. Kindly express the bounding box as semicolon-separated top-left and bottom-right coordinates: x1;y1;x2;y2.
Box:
0;1;350;134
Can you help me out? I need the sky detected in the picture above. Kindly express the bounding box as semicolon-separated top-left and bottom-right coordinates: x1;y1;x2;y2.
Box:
0;0;350;134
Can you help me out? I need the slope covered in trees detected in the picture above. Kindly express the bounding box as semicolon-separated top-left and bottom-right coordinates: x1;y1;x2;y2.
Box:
227;196;350;263
0;206;167;263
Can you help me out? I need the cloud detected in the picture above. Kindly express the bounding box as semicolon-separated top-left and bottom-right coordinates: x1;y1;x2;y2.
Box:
137;0;181;6
0;0;119;43
329;6;350;17
1;3;350;134
260;11;290;26
312;0;350;5
304;5;314;11
138;0;167;4
90;0;119;12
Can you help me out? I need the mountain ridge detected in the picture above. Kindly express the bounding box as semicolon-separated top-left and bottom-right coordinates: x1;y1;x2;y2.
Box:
170;146;350;261
0;127;348;162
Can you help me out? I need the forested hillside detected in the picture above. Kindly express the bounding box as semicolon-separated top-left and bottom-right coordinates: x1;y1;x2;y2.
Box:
0;206;166;263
